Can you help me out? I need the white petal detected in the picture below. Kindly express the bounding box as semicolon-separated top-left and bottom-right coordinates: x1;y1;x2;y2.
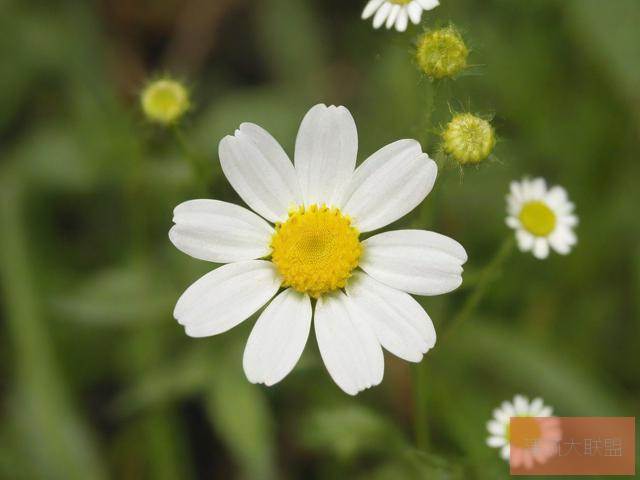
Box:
243;289;312;386
538;406;553;417
529;397;544;416
493;407;509;424
314;292;384;395
395;7;408;31
507;197;521;217
346;271;435;362
505;216;520;229
294;104;358;207
372;1;392;29
342;140;437;232
500;444;511;460
174;261;281;337
417;0;439;10
219;123;301;223
360;230;467;296
530;178;547;199
487;420;506;436
501;401;516;417
487;436;507;447
509;180;524;201
407;2;423;24
559;214;578;227
385;4;400;29
362;0;384;19
548;226;576;255
169;199;273;263
515;229;534;251
532;237;549;259
514;394;529;415
545;185;568;209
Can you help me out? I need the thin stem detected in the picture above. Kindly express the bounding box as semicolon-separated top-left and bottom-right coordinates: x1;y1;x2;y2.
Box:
414;360;430;451
420;81;438;150
445;236;516;341
172;125;210;195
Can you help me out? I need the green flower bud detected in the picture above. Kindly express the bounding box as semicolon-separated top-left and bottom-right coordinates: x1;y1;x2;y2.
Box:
415;27;469;79
141;78;190;126
442;113;496;164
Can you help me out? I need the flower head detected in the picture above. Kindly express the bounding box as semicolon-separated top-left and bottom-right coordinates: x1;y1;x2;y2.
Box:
487;395;561;468
415;26;468;79
140;77;190;126
362;0;439;32
169;104;467;395
442;113;495;164
506;178;577;259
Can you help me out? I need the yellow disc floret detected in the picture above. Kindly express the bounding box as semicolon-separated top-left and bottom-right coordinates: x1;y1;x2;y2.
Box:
141;78;190;126
390;0;412;4
508;416;541;449
271;205;361;298
519;201;556;237
415;27;469;79
442;113;496;165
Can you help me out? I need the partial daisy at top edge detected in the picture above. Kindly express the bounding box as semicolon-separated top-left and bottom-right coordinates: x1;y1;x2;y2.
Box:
362;0;439;32
506;177;578;260
168;103;467;395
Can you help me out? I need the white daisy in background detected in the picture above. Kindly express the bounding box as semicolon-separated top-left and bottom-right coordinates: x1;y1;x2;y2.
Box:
169;104;467;395
487;395;561;469
506;178;578;259
362;0;439;32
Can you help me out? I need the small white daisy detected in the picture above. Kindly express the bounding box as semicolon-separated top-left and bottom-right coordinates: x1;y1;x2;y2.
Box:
506;177;578;259
487;395;561;468
361;0;439;32
169;104;467;395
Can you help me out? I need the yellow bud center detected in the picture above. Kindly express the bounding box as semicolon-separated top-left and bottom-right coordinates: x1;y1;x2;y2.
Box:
415;27;469;79
141;79;189;125
519;201;556;237
442;113;496;164
508;416;542;449
271;205;361;298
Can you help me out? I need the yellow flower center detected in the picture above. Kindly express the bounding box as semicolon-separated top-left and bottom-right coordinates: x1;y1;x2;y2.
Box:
415;27;469;79
389;0;412;4
507;416;542;449
519;201;556;237
442;113;495;164
141;79;189;125
271;205;361;298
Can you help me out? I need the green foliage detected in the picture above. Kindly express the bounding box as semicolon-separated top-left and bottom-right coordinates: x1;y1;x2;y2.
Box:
1;0;638;478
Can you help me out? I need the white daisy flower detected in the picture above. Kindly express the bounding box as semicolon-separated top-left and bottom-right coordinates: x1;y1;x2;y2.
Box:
506;178;578;260
169;104;467;395
487;395;561;468
361;0;439;32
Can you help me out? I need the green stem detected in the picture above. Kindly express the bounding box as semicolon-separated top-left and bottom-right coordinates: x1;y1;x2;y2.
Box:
414;360;430;451
172;126;210;195
445;236;516;341
420;81;438;150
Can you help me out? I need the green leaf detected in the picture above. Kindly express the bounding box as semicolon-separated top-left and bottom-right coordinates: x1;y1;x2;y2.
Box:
300;404;406;462
204;347;277;480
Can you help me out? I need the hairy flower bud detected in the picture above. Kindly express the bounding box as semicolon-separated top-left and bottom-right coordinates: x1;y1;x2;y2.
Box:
442;113;495;164
415;27;468;79
141;78;190;126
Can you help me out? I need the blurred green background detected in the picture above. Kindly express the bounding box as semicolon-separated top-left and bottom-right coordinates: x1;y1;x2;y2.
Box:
1;0;639;478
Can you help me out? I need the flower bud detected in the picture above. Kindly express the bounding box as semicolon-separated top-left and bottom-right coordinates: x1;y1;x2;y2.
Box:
141;78;190;126
415;27;468;79
442;113;495;164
